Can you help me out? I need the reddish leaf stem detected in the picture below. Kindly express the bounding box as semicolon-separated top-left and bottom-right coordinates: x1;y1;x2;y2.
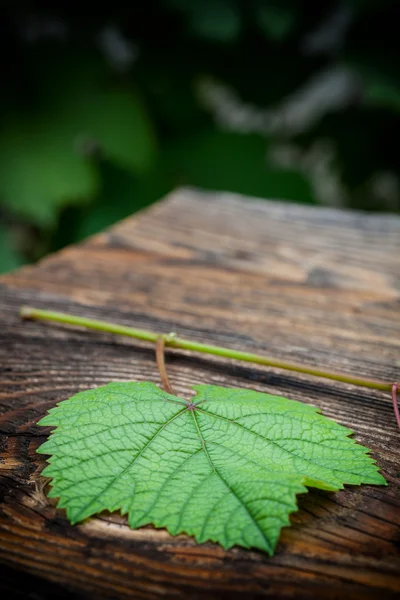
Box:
391;383;400;430
156;337;175;395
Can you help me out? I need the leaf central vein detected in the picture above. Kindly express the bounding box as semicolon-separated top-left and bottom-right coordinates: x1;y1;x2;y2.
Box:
191;409;272;552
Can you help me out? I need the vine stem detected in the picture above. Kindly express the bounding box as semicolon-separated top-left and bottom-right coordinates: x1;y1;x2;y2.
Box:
156;337;175;395
20;306;392;393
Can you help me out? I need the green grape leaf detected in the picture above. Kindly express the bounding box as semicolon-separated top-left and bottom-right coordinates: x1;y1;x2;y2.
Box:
37;382;386;555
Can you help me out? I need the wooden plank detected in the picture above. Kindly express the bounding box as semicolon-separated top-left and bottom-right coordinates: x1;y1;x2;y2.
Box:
0;188;399;599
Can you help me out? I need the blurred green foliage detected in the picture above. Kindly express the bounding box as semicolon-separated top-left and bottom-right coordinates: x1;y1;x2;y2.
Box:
0;0;399;273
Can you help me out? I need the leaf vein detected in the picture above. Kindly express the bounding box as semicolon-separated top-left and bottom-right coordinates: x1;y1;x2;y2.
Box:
191;410;272;553
69;407;187;523
197;408;370;479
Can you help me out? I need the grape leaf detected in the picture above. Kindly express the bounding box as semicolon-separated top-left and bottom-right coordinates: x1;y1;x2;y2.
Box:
37;382;386;555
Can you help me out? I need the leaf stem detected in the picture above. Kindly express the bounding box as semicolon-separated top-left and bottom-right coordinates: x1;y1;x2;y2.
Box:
156;337;175;396
391;383;400;430
20;306;392;392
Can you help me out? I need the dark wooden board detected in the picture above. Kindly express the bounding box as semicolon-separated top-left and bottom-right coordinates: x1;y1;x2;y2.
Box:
1;188;399;599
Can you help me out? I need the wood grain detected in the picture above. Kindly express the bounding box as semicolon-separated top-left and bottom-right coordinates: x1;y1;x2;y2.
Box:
0;188;399;599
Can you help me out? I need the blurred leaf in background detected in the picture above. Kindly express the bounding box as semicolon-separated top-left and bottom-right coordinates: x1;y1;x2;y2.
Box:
257;1;297;41
165;129;315;202
0;0;399;273
167;0;242;42
0;115;99;228
0;225;25;273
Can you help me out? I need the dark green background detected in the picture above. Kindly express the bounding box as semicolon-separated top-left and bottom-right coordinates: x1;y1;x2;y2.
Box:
1;1;399;273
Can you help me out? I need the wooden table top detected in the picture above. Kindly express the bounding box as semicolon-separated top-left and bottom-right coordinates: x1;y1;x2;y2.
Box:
1;188;399;599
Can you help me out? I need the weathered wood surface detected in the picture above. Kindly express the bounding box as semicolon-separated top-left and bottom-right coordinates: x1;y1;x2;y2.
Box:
0;188;399;599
